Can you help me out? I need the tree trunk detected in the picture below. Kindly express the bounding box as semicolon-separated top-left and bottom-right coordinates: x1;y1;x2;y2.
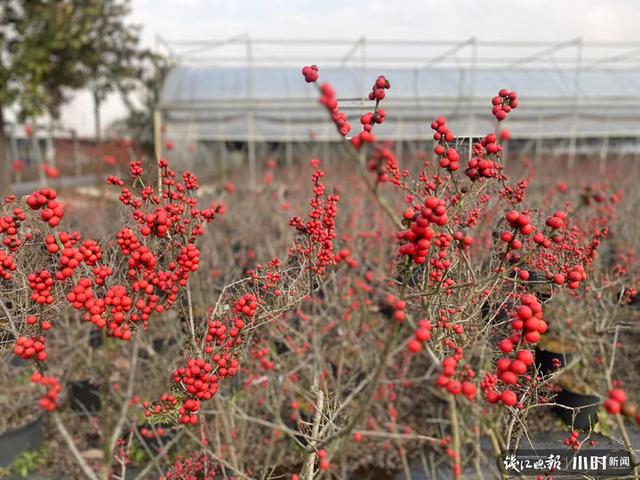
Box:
31;122;46;187
0;108;10;196
93;90;101;143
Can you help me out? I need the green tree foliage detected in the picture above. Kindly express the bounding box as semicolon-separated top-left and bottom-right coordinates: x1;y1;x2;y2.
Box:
110;50;172;156
0;0;157;192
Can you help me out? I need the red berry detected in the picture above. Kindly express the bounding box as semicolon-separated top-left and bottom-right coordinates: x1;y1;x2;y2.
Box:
604;399;621;415
501;390;518;406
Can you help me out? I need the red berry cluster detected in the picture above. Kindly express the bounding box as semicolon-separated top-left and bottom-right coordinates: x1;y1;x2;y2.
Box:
143;393;177;417
431;117;460;172
453;231;474;249
178;398;201;425
368;75;390;101
334;248;358;269
564;431;582;451
497;349;535;384
502;210;535;249
290;162;339;275
0;250;16;280
26;188;63;227
436;356;477;401
103;285;134;338
177;244;201;275
182;171;199;190
565;265;587;289
162;293;258;425
44;234;59;254
28;270;54;305
545;211;566;229
40;162;216;346
491;89;518;121
93;265;112;285
138;426;170;443
0;207;26;251
31;372;60;411
466;134;502;181
407;319;432;353
252;346;275;371
428;232;457;285
481;293;545;408
301;64;319;83
398;196;448;265
302;66;394;150
431;117;455;142
511;294;548;344
317;449;330;471
129;160;143;178
173;359;218;402
57;247;84;280
12;159;25;172
348;76;390;148
42;164;59;179
367;144;402;186
205;320;232;352
161;452;218;480
360;109;386;133
602;387;640;425
234;293;258;317
14;335;47;361
318;83;351;137
383;294;407;322
211;353;240;378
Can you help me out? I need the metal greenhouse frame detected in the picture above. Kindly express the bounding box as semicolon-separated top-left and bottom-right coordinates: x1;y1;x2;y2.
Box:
156;36;640;179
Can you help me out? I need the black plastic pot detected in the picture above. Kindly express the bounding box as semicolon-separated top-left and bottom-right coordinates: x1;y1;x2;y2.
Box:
554;388;600;430
152;336;177;353
9;354;26;367
535;347;572;376
88;329;103;348
0;415;44;468
68;381;101;415
274;340;290;355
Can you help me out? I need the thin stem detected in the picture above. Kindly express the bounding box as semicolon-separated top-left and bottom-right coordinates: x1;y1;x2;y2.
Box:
53;411;99;480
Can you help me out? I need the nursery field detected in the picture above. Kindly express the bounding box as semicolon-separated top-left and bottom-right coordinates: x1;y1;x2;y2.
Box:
1;68;640;480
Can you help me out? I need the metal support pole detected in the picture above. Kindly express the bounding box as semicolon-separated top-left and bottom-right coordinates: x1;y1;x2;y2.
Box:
599;115;611;175
358;36;367;95
568;37;583;170
534;113;543;164
46;122;56;168
8;124;19;184
285;117;293;170
395;119;404;163
32;123;46;187
468;38;477;138
9;124;18;164
246;35;256;185
154;109;163;194
72;129;80;177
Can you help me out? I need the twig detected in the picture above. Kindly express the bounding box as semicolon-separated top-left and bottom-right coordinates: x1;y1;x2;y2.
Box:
52;411;99;480
105;329;141;477
301;376;325;480
0;297;19;338
133;430;186;480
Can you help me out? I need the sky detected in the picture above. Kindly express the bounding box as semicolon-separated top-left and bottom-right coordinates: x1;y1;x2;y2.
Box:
54;0;640;137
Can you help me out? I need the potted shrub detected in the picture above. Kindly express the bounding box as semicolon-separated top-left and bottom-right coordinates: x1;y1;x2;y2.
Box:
554;373;601;430
68;380;101;415
535;336;577;376
0;414;44;469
